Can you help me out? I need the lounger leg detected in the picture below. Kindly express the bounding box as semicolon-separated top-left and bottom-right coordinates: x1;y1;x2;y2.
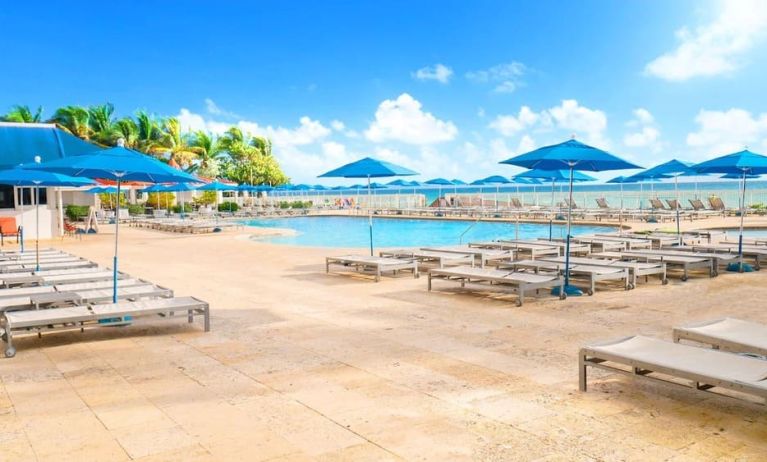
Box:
188;309;193;324
204;306;211;332
427;273;432;291
579;355;587;391
517;288;524;307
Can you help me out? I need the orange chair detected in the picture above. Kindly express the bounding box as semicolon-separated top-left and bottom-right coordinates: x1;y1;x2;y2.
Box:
0;217;21;246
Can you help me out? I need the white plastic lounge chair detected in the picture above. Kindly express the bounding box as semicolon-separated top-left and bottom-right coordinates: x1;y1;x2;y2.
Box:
1;296;210;357
579;335;767;405
427;265;565;306
628;248;738;275
326;255;419;282
503;239;591;256
40;271;127;285
597;250;714;280
0;260;96;273
673;318;767;357
499;259;631;295
468;241;558;260
379;249;474;268
74;284;173;304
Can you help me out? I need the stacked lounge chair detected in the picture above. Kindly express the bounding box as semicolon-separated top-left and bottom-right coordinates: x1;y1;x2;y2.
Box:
0;249;210;358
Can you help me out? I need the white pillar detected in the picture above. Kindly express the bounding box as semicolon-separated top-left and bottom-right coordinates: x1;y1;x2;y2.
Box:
57;188;64;237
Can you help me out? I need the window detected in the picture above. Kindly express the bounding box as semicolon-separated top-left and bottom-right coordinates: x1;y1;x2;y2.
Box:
0;186;13;209
19;187;47;206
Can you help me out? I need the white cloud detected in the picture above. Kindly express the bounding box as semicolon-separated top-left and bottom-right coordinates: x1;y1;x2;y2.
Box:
412;64;453;84
266;116;331;146
330;120;345;131
686;108;767;157
364;93;458;145
204;98;239;118
516;134;536;154
623;108;662;152
645;0;767;81
466;62;526;93
489;106;539;136
489;100;608;147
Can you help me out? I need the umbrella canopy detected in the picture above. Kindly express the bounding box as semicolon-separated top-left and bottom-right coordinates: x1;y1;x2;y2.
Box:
451;179;467;185
197;181;236;191
501;138;640;296
163;182;199;192
692;149;767;271
470;179;486;185
368;182;389;189
480;175;512;184
319;157;417;255
28;145;198;183
30;141;198;303
424;178;453;186
319;157;418;179
513;169;597;183
501;138;641;171
721;173;761;179
386;179;411;187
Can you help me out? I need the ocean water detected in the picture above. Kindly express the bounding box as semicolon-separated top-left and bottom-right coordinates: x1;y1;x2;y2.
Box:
271;180;767;210
243;216;615;248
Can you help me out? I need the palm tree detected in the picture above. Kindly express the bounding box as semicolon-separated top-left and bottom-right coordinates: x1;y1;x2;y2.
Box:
2;105;43;123
156;117;202;168
189;131;222;178
88;103;117;145
112;117;139;149
49;105;90;138
250;135;273;157
134;110;164;154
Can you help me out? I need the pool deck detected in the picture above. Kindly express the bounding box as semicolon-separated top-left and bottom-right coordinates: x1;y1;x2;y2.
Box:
0;215;766;460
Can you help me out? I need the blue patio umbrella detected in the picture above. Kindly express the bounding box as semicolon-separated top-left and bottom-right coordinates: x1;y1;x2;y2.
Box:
29;141;198;302
630;159;695;242
425;178;453;205
480;175;513;210
319;157;417;255
501;138;640;296
164;182;201;218
692;149;767;272
0;166;95;269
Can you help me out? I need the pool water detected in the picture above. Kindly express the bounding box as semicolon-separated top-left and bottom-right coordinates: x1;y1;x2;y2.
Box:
243;216;616;248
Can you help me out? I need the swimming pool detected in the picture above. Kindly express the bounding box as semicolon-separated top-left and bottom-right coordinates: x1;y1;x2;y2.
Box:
243;216;616;248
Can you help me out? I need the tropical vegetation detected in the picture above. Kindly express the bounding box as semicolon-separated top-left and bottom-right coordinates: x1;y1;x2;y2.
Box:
1;104;289;186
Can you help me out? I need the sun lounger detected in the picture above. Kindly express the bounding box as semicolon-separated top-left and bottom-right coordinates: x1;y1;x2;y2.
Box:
0;260;97;273
540;255;667;287
469;241;559;259
689;243;767;270
649;247;740;273
0;255;78;266
593;251;713;281
1;296;210;357
579;335;767;405
421;245;515;267
379;249;474;268
505;239;592;256
500;259;630;295
73;284;173;304
427;266;564;306
53;278;145;292
577;235;653;250
595;233;675;249
326;255;419;281
650;198;668;210
39;271;127;285
570;237;626;252
673;318;767;357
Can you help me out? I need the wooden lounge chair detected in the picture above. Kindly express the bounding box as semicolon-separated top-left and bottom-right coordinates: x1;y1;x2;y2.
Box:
1;296;210;357
593;250;714;281
649;198;668;210
325;255;419;282
379;249;474;268
577;235;653;250
666;199;682;210
579;335;767;405
708;196;726;211
689;199;706;211
595;198;610;209
470;241;559;260
500;259;630;295
427;266;564;306
673;318;767;357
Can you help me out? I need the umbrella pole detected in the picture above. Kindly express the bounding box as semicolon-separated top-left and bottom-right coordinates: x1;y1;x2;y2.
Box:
560;166;579;296
35;186;40;271
367;176;373;256
113;179;121;303
549;179;555;241
19;190;24;253
675;176;681;245
738;171;747;272
618;183;623;235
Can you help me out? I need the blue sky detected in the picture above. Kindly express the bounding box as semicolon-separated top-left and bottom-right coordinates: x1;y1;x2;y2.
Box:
2;0;767;183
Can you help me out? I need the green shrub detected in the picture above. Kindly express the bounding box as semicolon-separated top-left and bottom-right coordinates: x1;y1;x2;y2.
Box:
750;203;766;210
127;204;145;215
98;192;127;208
65;205;89;221
145;192;175;209
172;204;193;213
194;191;217;206
218;202;239;212
279;201;290;209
